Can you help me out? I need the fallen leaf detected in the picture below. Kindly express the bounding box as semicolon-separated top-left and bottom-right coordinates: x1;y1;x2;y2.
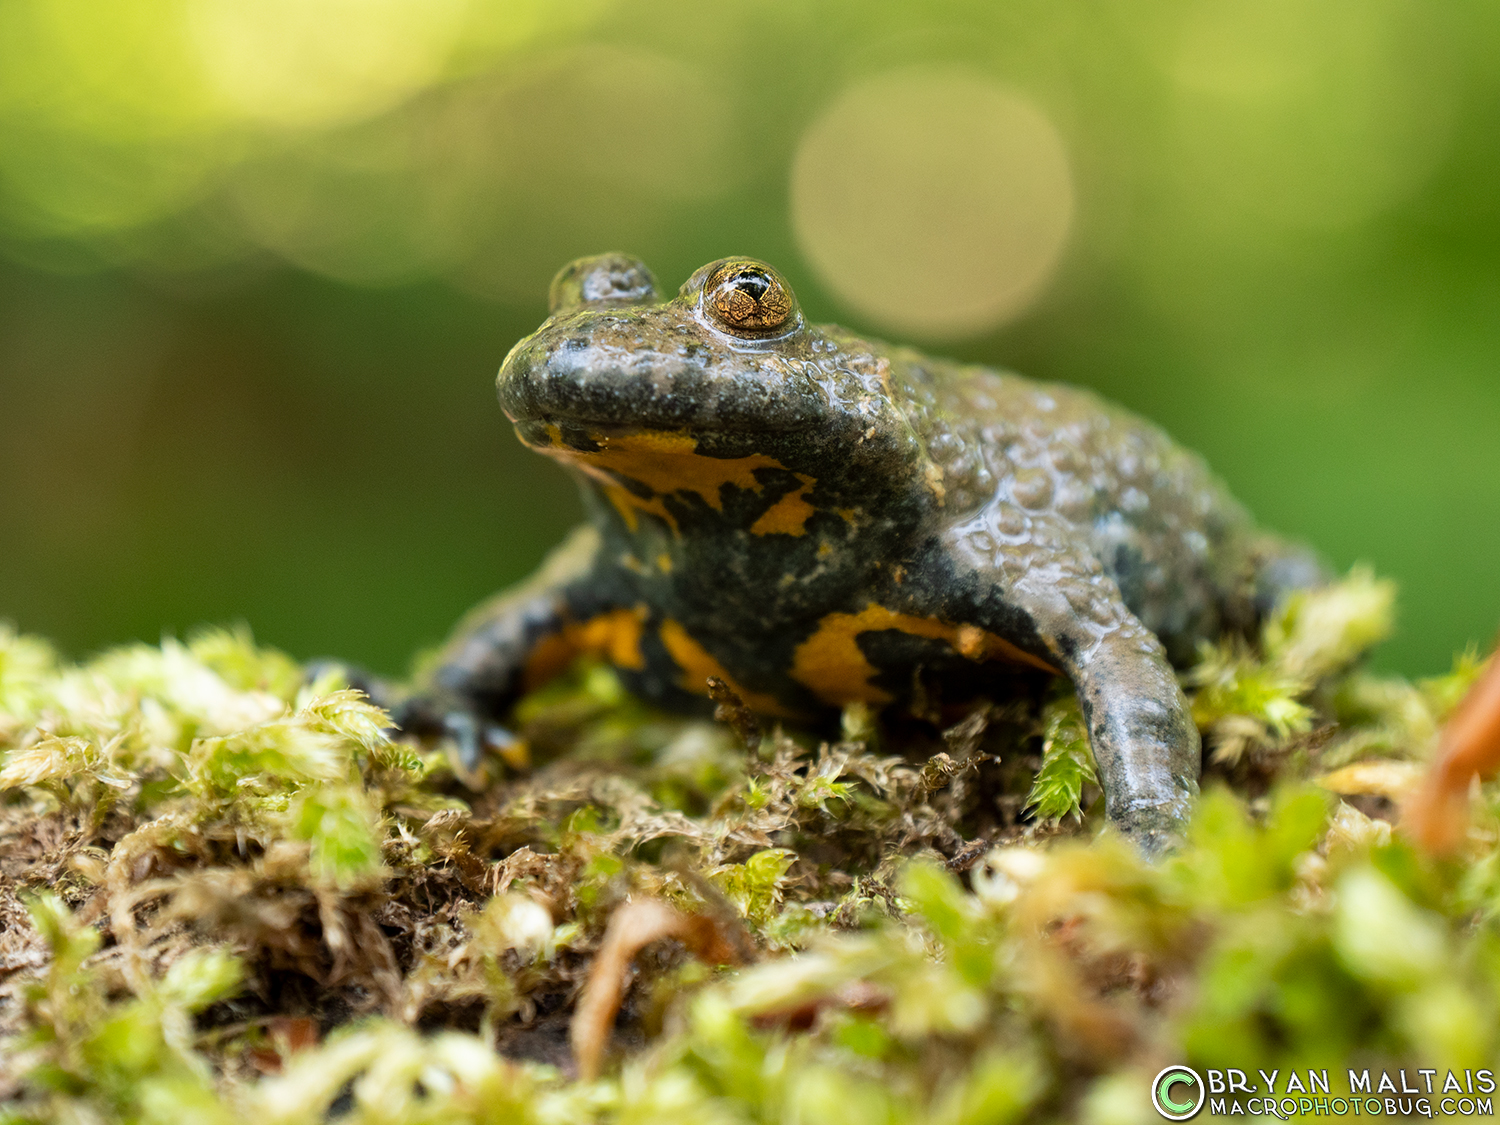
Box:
570;897;743;1080
1405;653;1500;854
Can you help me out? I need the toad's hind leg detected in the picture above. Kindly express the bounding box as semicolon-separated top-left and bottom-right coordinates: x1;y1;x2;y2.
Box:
1250;533;1329;617
940;506;1200;855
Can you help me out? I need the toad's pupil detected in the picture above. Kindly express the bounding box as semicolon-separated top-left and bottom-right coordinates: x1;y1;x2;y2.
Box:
736;273;770;300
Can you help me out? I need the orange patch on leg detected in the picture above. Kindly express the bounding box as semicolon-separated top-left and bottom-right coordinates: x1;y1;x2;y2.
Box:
521;606;648;692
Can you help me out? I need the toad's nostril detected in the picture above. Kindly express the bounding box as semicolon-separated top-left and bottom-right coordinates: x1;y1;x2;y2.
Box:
549;253;659;315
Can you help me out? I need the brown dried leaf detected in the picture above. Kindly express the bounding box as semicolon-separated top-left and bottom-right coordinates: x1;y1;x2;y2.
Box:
1406;652;1500;854
569;897;744;1080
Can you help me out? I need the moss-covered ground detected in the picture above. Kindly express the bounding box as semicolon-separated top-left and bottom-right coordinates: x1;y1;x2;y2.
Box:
1;570;1496;1124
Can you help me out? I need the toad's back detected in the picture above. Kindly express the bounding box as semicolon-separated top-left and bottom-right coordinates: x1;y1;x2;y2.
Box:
879;338;1268;663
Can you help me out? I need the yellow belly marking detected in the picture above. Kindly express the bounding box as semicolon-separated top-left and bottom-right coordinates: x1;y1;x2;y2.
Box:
524;427;817;536
749;473;816;537
790;604;1059;706
658;618;795;717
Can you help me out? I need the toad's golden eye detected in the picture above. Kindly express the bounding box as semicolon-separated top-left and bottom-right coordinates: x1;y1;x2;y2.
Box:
704;261;795;335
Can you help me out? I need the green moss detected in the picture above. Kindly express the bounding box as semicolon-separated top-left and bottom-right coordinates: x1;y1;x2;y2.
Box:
1024;694;1097;823
708;848;797;927
1;573;1496;1124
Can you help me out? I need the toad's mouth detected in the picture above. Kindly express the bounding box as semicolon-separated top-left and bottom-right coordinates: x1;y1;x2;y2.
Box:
498;395;813;436
496;335;828;436
516;424;818;537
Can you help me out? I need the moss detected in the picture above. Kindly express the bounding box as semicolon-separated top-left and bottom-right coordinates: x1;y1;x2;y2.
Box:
0;571;1496;1124
1024;694;1097;823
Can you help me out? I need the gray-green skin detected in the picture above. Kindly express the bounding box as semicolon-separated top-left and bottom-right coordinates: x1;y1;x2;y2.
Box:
406;254;1323;855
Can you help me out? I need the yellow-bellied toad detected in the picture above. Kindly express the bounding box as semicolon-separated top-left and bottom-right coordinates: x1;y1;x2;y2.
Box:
405;254;1324;854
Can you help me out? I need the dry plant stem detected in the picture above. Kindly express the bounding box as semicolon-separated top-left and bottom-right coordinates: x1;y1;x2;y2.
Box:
1406;650;1500;854
707;676;762;752
569;898;744;1081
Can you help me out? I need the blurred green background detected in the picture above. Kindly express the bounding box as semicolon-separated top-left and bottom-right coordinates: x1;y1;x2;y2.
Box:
1;0;1496;678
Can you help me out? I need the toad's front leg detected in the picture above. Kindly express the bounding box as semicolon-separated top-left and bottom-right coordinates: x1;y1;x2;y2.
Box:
402;525;641;770
936;505;1201;855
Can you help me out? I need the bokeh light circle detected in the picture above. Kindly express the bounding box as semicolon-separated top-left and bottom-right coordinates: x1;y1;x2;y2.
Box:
789;69;1074;340
189;0;468;130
